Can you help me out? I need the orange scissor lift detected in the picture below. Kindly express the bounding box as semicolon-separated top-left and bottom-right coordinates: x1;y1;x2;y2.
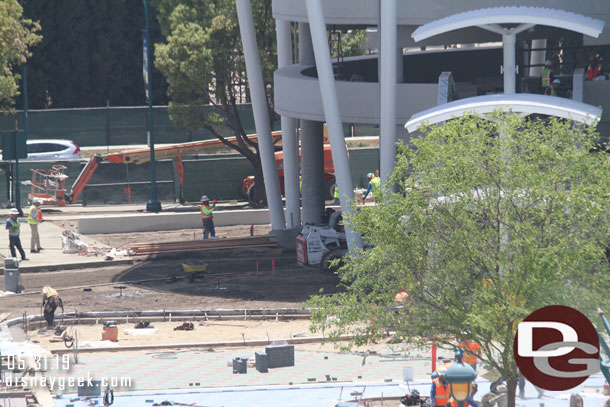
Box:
29;164;69;206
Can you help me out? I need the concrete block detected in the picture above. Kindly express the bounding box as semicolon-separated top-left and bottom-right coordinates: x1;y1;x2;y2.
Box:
77;380;101;396
265;344;294;368
255;352;268;373
232;357;248;374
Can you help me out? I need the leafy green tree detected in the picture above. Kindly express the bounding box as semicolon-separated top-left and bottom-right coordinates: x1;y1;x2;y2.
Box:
23;0;167;108
0;0;40;112
154;0;275;203
333;29;366;58
307;112;610;407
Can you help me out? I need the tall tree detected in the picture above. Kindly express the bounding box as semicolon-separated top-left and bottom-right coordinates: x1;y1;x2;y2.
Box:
154;0;276;203
306;112;610;407
0;0;40;112
23;0;167;108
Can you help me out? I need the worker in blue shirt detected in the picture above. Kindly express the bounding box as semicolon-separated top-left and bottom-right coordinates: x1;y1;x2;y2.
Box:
6;208;27;261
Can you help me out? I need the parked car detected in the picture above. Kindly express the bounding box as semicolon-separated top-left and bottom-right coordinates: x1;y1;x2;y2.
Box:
24;139;81;161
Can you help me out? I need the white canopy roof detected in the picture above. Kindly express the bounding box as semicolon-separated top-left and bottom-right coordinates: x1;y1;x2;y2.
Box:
405;94;602;132
412;7;604;42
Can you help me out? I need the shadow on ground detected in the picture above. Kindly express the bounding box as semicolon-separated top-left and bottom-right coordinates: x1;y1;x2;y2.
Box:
111;247;342;303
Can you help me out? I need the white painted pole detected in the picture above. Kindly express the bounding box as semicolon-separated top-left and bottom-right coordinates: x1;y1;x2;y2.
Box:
236;0;286;230
379;0;397;186
305;0;363;250
276;19;301;228
503;33;516;94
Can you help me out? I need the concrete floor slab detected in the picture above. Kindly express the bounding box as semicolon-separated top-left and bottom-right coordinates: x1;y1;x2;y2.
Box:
0;219;132;274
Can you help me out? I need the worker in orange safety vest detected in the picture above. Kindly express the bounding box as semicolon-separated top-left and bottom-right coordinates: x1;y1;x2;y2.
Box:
430;368;451;407
586;54;603;80
200;195;217;239
459;339;481;370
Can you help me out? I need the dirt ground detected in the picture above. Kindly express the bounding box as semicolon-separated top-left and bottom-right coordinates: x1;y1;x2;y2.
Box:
0;225;341;321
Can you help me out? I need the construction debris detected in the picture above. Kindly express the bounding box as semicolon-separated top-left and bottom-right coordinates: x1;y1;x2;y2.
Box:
130;235;276;255
174;322;195;331
61;230;88;254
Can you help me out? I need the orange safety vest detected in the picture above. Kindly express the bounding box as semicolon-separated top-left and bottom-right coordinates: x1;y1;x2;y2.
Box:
460;340;481;366
587;63;601;80
42;286;58;298
201;204;214;220
433;378;451;406
449;398;469;407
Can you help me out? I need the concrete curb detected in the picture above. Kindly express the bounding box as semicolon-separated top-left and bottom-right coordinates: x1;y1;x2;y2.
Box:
49;335;355;355
5;308;311;327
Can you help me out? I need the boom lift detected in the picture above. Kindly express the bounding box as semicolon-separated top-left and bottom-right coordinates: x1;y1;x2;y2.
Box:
67;131;281;204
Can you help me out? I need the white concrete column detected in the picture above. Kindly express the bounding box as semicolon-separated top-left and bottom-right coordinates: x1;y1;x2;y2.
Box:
298;22;325;226
529;39;547;78
305;0;363;250
379;0;397;186
236;0;285;230
503;33;516;94
299;23;315;65
572;68;585;102
276;19;301;229
301;120;325;225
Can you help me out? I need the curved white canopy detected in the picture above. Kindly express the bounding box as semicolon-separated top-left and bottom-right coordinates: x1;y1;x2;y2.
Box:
405;94;602;132
412;7;604;42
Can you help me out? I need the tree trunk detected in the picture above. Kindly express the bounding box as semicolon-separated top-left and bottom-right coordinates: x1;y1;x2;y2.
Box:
250;157;267;205
506;375;518;407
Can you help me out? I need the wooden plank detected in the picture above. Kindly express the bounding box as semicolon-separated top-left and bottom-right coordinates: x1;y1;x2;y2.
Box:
130;236;275;252
132;243;276;255
0;312;11;322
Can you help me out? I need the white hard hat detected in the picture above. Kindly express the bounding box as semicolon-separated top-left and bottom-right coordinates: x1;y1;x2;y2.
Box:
10;208;19;215
33;198;41;204
438;368;447;376
553;79;561;84
200;195;209;202
367;172;374;179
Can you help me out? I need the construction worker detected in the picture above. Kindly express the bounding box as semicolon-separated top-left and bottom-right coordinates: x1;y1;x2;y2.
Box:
41;285;63;327
544;78;561;96
394;289;410;304
448;383;480;407
333;183;340;205
6;208;27;261
200;195;217;239
541;60;554;92
586;54;603;80
459;339;481;370
362;172;381;203
28;198;43;253
430;368;451;407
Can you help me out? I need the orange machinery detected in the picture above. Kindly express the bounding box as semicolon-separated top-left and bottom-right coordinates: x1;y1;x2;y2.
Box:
66;131;282;205
29;165;69;206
